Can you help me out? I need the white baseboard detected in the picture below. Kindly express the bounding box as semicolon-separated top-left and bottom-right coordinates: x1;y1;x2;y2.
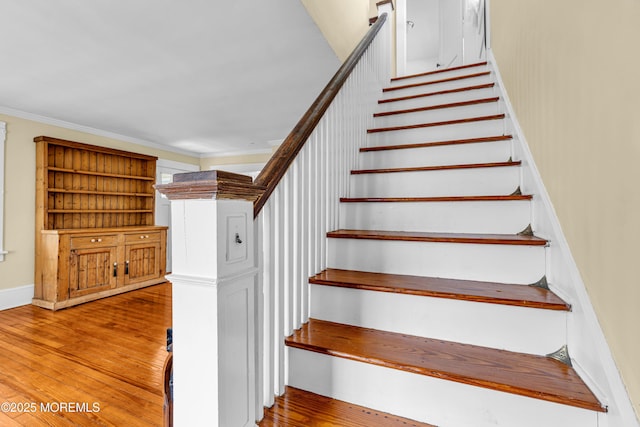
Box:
0;284;34;311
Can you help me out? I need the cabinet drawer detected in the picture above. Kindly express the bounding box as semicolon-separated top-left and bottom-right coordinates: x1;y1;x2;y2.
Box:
125;232;162;244
70;235;118;249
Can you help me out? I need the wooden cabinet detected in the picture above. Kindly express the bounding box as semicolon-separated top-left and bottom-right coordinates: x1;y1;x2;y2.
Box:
33;136;168;310
124;232;162;285
69;244;118;298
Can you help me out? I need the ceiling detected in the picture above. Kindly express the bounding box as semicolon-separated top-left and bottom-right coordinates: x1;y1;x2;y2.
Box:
0;1;341;157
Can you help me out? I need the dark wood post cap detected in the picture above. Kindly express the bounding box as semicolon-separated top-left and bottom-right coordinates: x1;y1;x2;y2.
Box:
155;170;266;201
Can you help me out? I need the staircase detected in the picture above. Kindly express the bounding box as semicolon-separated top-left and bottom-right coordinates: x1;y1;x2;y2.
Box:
264;62;608;426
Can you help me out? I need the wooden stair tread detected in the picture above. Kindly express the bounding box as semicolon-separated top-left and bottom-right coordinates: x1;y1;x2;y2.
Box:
326;229;547;246
373;97;499;117
360;135;513;152
367;114;505;133
383;71;491;92
391;62;488;82
286;319;606;412
340;195;532;202
310;269;570;311
379;83;495;104
351;160;520;175
259;386;436;427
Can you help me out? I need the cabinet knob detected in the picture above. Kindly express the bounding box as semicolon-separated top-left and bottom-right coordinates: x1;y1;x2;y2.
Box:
90;238;103;243
140;235;149;239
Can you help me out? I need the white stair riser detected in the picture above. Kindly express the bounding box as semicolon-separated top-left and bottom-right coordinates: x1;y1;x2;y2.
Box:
389;65;490;87
367;118;506;146
350;166;520;198
327;238;545;284
359;140;512;169
380;73;493;100
288;349;598;427
377;86;496;112
310;285;566;354
373;102;501;128
339;200;530;234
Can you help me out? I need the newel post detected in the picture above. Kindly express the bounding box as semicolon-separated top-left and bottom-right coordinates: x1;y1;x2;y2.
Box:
156;171;265;427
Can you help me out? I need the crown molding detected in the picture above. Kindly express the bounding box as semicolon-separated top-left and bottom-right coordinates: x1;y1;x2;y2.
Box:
0;105;199;158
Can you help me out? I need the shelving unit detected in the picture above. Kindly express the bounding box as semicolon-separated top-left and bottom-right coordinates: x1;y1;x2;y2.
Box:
33;136;168;310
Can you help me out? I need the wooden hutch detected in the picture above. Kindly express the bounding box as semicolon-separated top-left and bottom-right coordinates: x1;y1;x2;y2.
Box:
33;136;168;310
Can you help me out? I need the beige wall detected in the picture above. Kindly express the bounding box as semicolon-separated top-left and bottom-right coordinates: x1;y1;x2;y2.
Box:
0;113;199;292
301;0;372;61
491;0;640;416
200;152;274;171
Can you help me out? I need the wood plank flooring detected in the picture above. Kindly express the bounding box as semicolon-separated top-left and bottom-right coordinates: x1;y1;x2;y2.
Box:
259;386;436;427
0;283;171;426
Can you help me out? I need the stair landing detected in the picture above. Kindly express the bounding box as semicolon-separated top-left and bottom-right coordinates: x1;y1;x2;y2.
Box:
259;386;436;427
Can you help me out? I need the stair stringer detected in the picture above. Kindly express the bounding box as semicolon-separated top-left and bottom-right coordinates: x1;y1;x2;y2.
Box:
488;49;640;427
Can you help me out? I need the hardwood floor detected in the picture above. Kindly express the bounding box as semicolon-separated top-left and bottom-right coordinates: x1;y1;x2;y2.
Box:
259;386;436;427
0;283;171;426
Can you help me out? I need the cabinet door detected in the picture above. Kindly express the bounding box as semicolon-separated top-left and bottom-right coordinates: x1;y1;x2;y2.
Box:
124;242;161;285
69;247;118;298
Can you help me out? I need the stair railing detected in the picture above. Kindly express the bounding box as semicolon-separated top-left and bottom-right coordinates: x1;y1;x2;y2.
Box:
253;9;391;415
156;8;391;426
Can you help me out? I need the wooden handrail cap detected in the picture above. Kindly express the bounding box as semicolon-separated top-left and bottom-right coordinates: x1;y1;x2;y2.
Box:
155;170;265;201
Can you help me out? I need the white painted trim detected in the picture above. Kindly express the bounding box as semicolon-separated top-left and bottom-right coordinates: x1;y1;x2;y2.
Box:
168;268;259;290
208;162;265;171
199;147;273;159
395;0;407;76
0;121;5;262
484;0;491;49
0;284;34;311
488;49;640;427
156;158;200;172
208;163;265;180
0;105;198;157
